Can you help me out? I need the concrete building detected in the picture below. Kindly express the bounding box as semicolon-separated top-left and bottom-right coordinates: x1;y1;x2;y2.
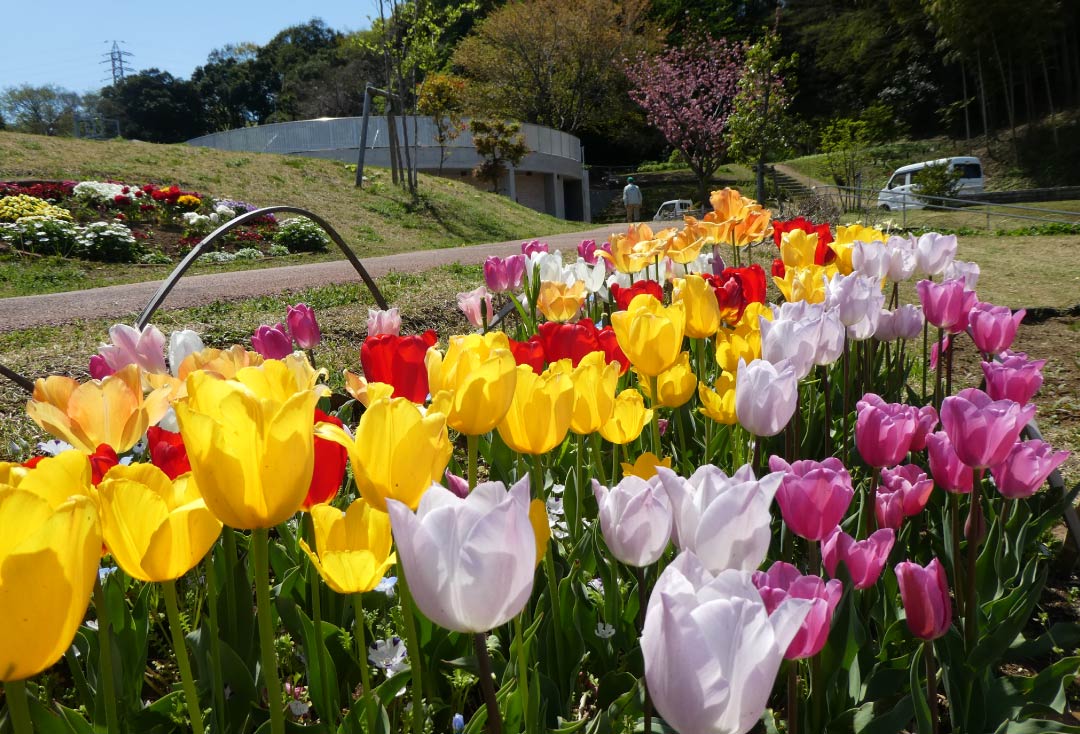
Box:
187;116;590;222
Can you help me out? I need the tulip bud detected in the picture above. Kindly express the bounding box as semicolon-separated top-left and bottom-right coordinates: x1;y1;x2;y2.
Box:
855;393;919;468
251;323;293;359
968;302;1025;355
895;558;952;640
287;303;322;349
735;358;798;437
367;307;402;337
982;355;1045;406
592;477;673;567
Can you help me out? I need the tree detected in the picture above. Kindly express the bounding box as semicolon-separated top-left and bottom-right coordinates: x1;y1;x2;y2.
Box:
470;119;529;193
98;70;205;143
625;34;745;206
192;43;276;131
727;31;798;203
417;73;467;173
451;0;660;136
0;84;82;136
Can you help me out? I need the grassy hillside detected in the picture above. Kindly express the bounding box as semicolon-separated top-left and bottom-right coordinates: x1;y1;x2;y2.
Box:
0;131;582;259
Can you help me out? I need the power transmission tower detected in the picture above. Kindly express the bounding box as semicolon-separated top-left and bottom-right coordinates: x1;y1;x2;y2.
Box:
101;41;134;85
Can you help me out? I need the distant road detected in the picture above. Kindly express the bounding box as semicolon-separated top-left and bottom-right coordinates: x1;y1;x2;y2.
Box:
1;225;626;332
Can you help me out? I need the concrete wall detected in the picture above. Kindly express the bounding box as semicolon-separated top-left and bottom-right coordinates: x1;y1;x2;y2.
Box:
187;116;590;221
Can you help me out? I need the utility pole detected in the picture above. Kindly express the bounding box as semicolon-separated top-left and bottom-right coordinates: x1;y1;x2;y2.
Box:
101;41;134;86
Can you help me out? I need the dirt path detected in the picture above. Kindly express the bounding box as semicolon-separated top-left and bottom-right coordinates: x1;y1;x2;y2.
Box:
0;225;621;333
771;162;832;192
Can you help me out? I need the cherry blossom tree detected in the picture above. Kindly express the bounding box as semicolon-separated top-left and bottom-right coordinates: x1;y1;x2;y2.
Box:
625;35;745;207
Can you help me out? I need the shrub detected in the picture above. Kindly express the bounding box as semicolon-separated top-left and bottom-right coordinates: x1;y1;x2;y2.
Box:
139;251;173;264
199;251;236;264
74;221;144;262
272;216;329;253
268;244;290;257
914;161;962;205
233;247;262;260
0;194;73;223
0;215;80;256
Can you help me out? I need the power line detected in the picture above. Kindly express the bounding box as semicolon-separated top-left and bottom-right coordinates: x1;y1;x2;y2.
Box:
100;40;134;85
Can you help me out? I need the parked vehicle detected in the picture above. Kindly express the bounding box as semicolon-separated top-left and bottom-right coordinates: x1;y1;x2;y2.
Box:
653;199;695;221
877;157;984;211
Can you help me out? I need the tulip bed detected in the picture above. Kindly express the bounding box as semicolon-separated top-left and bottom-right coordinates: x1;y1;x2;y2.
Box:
2;187;1078;734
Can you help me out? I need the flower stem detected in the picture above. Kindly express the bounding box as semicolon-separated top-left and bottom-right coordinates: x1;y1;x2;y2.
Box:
396;570;426;734
93;576;120;734
965;473;984;649
473;633;503;734
304;513;334;726
949;492;965;620
574;434;585;538
590;432;608;487
222;529;240;644
787;662;800;734
514;615;532;734
649;375;662;457
163;579;205;734
635;567;653;734
4;679;33;734
864;471;879;539
204;556;228;734
252;527;285;734
925;640;940;734
468;434;479;492
352;594;377;734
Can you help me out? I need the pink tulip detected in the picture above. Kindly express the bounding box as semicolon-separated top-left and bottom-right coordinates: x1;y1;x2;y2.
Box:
875;305;924;341
753;561;843;659
916;278;976;332
940;388;1036;470
593;477;673;567
251;323;293;359
910;404;939;451
95;323;168;375
990;440;1069;499
855;393;918;468
875;464;934;530
982;355;1044;406
444;469;470;499
367;308;402;337
89;354;115;379
895;558;952;640
483;255;526;293
769;456;854;541
286;303;322;349
520;239;549;256
929;334;950;370
925;431;974;494
578;239;600;265
968;302;1024;355
822;527;894;589
457;286;494;329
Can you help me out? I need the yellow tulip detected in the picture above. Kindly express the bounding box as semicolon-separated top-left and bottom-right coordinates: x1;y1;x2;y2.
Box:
599;223;672;273
177;345;264;379
27;364;171;454
0;487;101;681
599;389;653;444
174;361;320;529
780;229;820;269
829;224;884;275
620;452;672;480
715;331;761;374
698;372;738;424
426;332;519;434
638;351;697;408
610;294;686;377
674;275;722;339
3;450;92;504
734;302;773;337
342;373;396;407
537;280;587;323
774;265;832;304
528;499;551;567
567;352;620;435
708;188;758;223
317;396;451;511
96;464;222;582
299;499;395;594
665;225;707;265
496;365;575;455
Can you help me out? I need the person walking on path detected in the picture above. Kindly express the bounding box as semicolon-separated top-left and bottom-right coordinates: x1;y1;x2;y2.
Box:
623;177;643;222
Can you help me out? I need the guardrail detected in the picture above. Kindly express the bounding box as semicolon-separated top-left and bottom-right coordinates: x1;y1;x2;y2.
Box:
811;184;1080;230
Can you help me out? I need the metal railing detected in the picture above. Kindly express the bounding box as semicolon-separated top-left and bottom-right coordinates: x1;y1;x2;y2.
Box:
811;184;1080;230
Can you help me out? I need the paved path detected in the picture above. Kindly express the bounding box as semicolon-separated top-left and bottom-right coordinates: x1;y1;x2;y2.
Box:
1;225;622;333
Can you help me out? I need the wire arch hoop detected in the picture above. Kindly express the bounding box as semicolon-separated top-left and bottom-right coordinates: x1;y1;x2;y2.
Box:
135;205;388;328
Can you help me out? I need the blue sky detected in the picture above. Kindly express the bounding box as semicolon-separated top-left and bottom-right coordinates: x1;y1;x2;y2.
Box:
1;1;383;94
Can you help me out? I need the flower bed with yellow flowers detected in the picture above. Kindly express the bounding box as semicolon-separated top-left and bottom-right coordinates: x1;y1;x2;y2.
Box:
1;188;1077;734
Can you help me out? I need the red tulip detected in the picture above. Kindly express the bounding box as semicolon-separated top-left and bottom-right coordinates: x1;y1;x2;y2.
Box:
89;444;120;485
771;258;785;279
597;326;630;374
305;410;348;509
147;426;191;479
771;217;834;254
537;319;601;366
895;558;952;640
359;330;438;403
508;335;545;374
610;280;662;312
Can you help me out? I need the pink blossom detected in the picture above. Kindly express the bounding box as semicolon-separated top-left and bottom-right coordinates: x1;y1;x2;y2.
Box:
367;308;402;337
822;527;894;590
968;302;1025;355
752;561;842;659
457;287;494;329
769;456;854;541
982;355;1044;406
941;388;1036;470
251;323;293;359
990;440;1069;499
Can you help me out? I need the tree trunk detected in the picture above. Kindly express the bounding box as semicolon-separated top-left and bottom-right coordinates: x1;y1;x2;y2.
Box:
990;31;1017;151
1039;46;1060;150
756;82;771;204
976;53;991;141
961;60;971;143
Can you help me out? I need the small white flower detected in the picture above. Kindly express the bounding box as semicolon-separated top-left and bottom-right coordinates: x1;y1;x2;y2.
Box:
369;638;407;676
375;576;398;596
587;578;604;595
37;439;73;456
595;622;616;639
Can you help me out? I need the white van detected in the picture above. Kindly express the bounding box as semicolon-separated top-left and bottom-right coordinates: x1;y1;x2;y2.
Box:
653;199;695;221
877;157;984;211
